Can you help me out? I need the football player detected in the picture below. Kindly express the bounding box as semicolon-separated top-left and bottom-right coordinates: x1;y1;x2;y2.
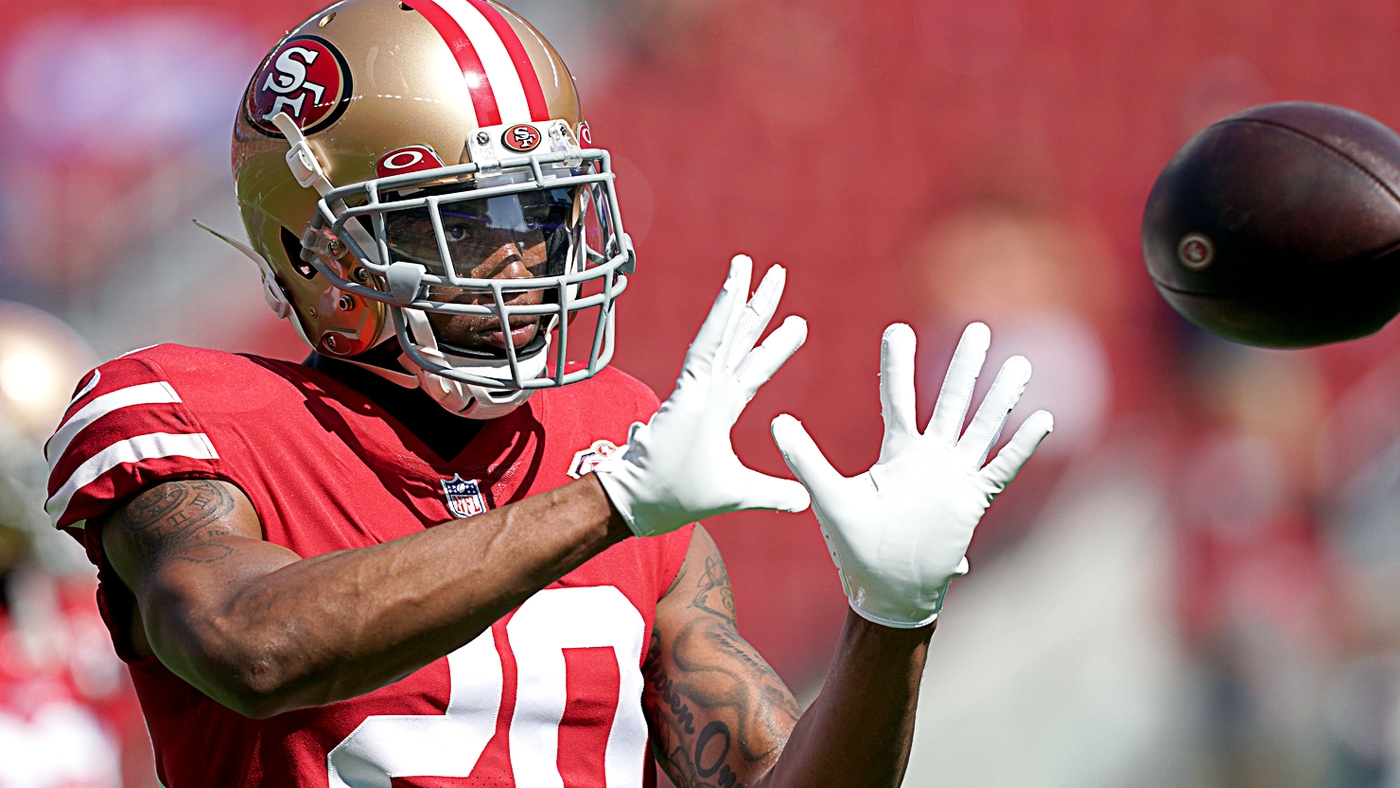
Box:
44;1;1053;786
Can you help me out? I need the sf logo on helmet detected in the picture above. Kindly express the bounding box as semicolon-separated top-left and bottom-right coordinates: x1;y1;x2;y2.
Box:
502;124;542;152
246;36;352;137
262;47;326;121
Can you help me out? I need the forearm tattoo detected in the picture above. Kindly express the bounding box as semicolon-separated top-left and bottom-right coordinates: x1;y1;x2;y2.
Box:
114;480;239;566
644;556;803;788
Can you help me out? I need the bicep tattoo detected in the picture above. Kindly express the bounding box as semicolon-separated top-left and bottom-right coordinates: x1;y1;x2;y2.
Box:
112;480;240;568
644;553;803;788
690;556;738;623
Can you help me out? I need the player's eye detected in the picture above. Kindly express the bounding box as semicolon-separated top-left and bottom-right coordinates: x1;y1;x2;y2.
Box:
445;223;469;243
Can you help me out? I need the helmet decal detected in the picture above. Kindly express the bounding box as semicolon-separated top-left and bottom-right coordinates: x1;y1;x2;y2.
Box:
245;35;352;136
376;145;447;178
407;0;550;127
577;121;593;148
501;124;541;152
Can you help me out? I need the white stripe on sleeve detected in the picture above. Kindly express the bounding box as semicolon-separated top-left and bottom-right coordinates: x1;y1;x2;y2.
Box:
46;432;219;527
436;0;532;124
68;369;101;408
46;382;182;465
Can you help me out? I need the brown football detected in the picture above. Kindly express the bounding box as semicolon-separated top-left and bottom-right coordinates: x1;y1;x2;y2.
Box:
1143;102;1400;347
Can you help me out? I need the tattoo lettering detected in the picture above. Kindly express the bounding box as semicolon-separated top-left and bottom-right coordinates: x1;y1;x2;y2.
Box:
694;721;730;776
644;549;802;788
645;632;697;736
116;480;238;566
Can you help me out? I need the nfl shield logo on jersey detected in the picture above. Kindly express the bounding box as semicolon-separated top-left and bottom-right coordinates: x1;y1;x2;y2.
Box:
567;439;620;479
441;475;488;518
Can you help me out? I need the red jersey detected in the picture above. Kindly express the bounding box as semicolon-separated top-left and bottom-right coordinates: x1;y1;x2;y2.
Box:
45;344;692;788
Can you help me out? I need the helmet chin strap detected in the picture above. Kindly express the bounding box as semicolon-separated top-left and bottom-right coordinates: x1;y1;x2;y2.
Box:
368;308;543;420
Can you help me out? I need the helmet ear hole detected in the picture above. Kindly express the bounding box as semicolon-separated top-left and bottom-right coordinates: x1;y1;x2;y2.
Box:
280;226;318;280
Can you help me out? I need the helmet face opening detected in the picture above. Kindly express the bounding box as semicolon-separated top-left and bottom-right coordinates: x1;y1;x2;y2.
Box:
301;134;633;391
383;183;580;358
384;184;578;281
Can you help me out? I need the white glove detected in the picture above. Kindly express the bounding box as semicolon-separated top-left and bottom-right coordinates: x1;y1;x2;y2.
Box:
771;322;1053;628
595;255;812;537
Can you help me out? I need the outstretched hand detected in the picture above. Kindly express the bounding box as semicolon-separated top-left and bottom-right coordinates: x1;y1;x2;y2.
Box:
771;322;1053;628
596;255;811;537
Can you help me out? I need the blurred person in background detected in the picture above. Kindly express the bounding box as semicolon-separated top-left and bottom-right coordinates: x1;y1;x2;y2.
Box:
905;203;1122;550
1176;342;1344;788
901;204;1189;788
1311;347;1400;788
0;301;153;788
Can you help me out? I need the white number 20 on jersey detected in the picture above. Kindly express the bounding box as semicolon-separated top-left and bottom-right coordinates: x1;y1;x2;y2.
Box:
328;586;648;788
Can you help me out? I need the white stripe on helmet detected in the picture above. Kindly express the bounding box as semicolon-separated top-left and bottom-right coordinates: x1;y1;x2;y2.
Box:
433;0;532;125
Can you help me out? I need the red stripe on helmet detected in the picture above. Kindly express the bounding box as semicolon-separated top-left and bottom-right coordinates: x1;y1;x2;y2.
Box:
411;0;501;127
463;0;550;122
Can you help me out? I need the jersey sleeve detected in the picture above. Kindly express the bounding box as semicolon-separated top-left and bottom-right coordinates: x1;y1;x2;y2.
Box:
44;349;222;533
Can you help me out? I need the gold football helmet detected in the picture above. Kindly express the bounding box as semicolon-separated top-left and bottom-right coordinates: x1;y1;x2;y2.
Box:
228;0;632;418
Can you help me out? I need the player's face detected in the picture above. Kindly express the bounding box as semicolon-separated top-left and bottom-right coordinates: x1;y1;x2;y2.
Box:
385;189;576;353
425;234;547;353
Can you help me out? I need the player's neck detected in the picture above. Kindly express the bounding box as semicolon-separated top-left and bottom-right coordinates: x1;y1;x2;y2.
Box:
304;350;485;461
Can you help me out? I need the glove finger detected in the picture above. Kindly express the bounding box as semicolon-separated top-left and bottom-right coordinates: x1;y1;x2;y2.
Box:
732;467;812;513
879;323;918;460
980;409;1053;491
724;264;786;376
683;256;752;374
712;255;755;374
736;316;808;398
958;354;1032;466
925;322;991;445
771;414;844;494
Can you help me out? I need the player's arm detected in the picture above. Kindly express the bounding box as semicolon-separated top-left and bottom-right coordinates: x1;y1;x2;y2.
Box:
644;527;932;788
96;256;809;720
644;323;1054;788
770;322;1050;787
101;473;627;719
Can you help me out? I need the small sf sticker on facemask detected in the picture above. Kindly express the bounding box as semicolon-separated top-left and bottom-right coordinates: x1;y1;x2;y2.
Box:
567;439;619;479
441;475;489;518
502;124;542;152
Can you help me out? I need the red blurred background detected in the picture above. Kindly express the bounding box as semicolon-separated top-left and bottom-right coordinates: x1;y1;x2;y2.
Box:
5;0;1400;785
